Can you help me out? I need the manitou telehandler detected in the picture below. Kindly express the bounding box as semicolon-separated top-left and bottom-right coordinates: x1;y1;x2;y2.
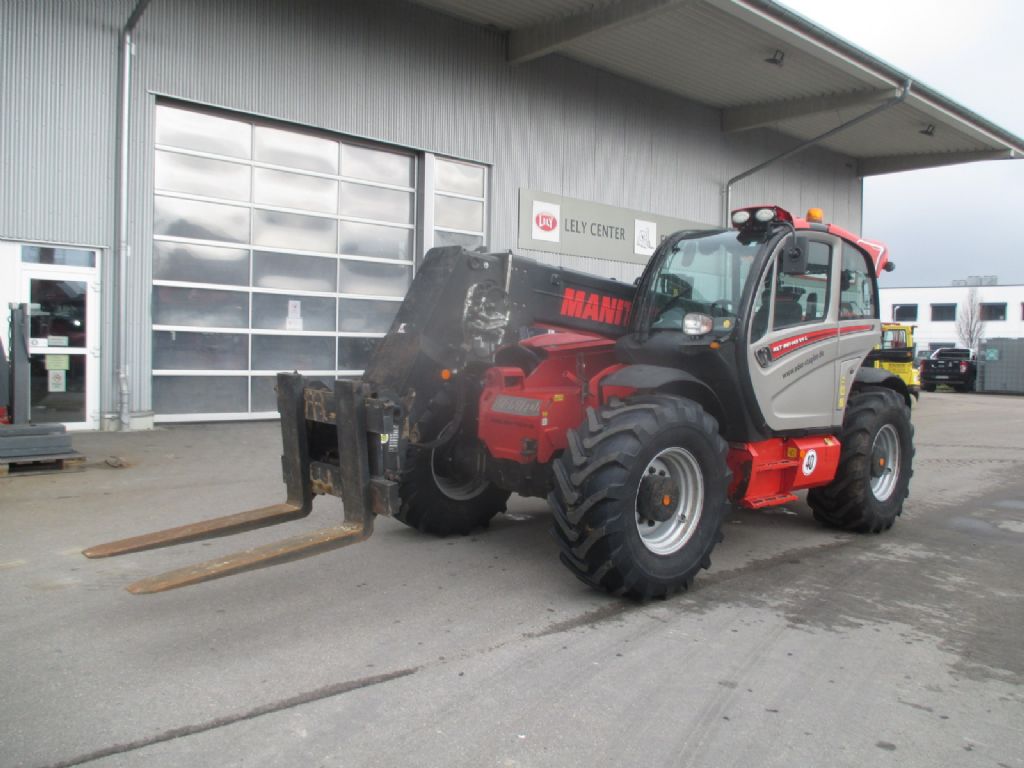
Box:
86;205;914;599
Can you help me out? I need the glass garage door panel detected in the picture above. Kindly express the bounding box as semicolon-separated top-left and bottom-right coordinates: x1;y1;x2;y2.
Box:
152;286;249;328
155;104;251;159
255;126;338;174
253;251;337;293
153;242;250;286
252;335;334;371
338;260;412;297
155;150;251;201
252;294;336;332
339;222;413;261
154;196;250;243
153;331;248;370
154;376;248;414
254;168;338;214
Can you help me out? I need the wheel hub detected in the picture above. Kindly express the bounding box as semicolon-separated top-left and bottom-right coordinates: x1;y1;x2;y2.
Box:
870;424;901;501
637;474;680;523
431;441;489;501
634;447;704;556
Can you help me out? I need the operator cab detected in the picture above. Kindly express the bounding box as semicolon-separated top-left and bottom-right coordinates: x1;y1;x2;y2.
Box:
618;205;886;442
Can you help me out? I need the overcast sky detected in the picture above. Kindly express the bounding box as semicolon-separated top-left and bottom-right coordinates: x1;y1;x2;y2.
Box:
780;0;1024;287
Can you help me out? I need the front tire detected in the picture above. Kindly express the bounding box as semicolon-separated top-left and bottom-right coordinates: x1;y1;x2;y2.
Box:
808;386;914;533
550;396;729;600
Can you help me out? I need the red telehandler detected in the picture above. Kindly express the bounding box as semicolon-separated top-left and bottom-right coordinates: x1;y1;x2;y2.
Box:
86;205;913;599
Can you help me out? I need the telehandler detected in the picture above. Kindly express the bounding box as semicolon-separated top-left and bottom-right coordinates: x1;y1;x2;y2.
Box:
85;205;913;599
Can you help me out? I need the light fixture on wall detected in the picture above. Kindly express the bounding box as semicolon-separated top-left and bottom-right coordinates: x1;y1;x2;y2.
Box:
764;49;785;66
919;123;936;137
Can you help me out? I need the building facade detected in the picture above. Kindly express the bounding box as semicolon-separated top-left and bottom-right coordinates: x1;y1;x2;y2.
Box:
3;0;1020;429
880;284;1024;353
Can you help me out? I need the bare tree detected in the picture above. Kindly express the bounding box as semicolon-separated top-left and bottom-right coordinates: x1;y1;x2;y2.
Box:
956;287;984;352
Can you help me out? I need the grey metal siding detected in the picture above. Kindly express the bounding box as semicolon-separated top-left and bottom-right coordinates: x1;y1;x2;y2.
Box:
3;0;862;419
0;1;126;247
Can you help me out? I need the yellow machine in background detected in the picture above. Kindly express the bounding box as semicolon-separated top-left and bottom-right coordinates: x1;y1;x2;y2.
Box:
868;323;920;400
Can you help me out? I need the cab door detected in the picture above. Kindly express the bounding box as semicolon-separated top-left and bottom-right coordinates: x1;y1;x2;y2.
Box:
833;241;882;425
746;234;839;433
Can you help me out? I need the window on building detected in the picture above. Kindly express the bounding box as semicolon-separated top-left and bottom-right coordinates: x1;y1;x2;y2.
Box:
432;157;487;251
893;303;917;322
930;303;956;322
980;302;1006;321
151;102;488;420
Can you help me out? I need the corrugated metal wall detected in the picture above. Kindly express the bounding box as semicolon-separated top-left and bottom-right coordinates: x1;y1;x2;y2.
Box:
2;0;862;421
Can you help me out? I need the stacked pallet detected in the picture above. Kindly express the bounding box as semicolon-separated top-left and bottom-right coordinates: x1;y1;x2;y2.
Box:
0;424;83;476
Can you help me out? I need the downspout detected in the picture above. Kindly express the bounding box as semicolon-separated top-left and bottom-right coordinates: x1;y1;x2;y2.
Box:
114;0;154;430
722;80;912;225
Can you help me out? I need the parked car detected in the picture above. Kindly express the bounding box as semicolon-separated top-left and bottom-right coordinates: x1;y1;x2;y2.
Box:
920;348;976;392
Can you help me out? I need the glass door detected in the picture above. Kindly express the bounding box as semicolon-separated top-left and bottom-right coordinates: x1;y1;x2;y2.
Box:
20;262;100;429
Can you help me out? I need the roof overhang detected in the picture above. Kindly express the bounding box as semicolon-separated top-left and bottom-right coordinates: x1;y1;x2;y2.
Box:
409;0;1023;176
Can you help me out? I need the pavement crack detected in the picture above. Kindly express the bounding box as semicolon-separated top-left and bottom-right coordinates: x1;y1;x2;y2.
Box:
36;667;419;768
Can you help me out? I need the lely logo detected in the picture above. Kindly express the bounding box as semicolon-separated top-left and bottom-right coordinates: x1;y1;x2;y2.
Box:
535;212;558;232
531;200;561;243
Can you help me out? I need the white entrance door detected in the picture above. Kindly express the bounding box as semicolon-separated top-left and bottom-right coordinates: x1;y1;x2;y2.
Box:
19;262;101;430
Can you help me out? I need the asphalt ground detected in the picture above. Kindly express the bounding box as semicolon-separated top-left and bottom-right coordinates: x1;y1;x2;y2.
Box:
1;391;1022;768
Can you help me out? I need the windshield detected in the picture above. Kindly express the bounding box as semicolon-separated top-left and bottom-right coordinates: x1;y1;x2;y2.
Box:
882;328;908;349
644;231;760;331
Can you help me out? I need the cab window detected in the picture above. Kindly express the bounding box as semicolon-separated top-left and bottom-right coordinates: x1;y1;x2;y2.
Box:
840;243;877;319
750;239;832;341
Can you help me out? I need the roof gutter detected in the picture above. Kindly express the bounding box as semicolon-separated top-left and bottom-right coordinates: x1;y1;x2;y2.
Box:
738;0;1024;155
723;80;911;225
114;0;154;430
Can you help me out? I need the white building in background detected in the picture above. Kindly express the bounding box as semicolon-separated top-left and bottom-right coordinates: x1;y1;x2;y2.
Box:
879;282;1024;352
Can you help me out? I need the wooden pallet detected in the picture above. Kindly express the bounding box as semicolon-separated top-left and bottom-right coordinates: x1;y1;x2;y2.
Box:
0;453;85;477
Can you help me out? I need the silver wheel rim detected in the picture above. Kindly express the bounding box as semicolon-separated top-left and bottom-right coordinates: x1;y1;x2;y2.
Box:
635;447;704;555
871;424;901;502
431;448;489;501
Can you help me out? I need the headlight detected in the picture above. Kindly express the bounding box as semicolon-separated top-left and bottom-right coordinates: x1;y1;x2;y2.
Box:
683;313;713;335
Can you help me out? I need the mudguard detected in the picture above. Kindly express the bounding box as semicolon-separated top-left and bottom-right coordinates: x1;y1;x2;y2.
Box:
599;364;726;430
853;366;911;407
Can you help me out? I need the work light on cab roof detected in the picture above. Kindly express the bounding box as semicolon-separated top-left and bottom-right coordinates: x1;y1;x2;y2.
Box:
730;204;795;229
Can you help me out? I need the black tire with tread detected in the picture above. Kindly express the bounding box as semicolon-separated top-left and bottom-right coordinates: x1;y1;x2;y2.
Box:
393;395;509;537
549;395;729;601
393;446;509;536
808;386;914;533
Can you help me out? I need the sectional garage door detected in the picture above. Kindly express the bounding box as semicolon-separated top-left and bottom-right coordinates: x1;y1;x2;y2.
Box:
150;102;486;420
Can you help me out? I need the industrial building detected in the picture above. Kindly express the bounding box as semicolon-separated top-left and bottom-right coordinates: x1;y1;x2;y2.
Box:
880;283;1024;353
3;0;1022;429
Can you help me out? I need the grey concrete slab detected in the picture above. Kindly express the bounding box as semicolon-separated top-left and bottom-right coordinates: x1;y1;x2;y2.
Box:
1;393;1021;768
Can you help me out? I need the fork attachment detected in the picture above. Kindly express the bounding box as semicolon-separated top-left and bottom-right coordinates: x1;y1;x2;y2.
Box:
83;372;402;593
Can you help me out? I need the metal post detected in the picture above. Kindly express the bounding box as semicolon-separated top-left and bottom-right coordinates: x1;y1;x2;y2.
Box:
113;0;155;430
10;304;31;425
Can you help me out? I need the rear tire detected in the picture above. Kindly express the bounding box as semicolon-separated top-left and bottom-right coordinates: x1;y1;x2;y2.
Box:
395;394;509;536
808;386;914;533
395;443;509;536
921;383;936;393
550;396;729;600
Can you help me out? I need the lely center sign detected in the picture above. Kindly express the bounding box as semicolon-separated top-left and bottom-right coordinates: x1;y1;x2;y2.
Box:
518;189;709;265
